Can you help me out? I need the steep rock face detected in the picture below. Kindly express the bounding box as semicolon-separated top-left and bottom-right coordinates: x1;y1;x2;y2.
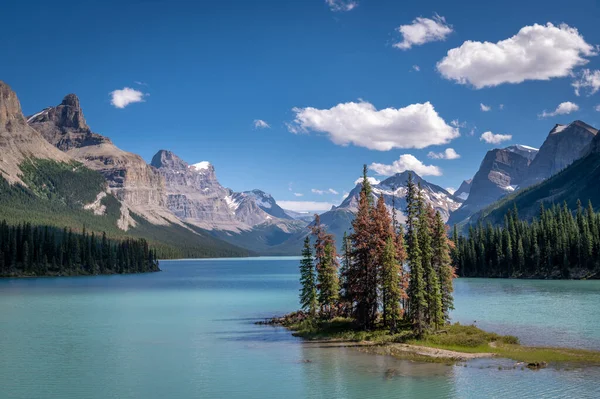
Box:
521;121;597;188
0;81;71;184
152;150;299;233
448;147;534;226
28;95;176;227
151;150;241;230
454;179;472;201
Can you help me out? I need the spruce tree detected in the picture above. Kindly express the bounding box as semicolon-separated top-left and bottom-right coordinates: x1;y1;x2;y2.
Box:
299;237;318;317
405;173;427;336
432;211;454;325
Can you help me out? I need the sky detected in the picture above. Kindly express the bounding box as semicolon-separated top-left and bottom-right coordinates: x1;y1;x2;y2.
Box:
2;0;600;212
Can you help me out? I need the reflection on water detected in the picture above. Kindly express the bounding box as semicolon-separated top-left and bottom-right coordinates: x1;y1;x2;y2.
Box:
0;258;599;398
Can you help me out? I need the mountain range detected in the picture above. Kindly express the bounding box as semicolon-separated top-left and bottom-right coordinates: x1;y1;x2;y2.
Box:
3;79;600;255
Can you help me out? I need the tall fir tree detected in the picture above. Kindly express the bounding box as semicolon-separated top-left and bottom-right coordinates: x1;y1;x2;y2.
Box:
405;173;427;336
299;237;318;317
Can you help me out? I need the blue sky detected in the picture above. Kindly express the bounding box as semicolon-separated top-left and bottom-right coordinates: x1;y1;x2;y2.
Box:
2;0;600;212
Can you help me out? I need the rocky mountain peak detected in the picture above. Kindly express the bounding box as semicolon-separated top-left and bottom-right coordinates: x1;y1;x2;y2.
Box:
0;81;26;127
151;150;188;170
28;92;90;133
521;120;598;188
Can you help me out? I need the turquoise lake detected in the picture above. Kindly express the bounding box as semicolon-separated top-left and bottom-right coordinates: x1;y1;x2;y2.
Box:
1;257;600;398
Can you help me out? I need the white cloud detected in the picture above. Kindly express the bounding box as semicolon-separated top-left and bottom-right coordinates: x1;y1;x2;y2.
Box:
293;193;304;197
289;100;459;151
110;87;145;108
480;103;491;112
326;0;357;12
354;176;381;185
341;191;350;200
445;187;456;194
572;69;600;96
253;119;271;129
394;14;453;50
539;101;579;118
595;105;600;112
311;188;339;195
412;65;421;72
427;148;461;160
499;104;505;110
437;23;596;89
369;154;442;177
480;131;512;144
277;200;335;213
450;119;467;128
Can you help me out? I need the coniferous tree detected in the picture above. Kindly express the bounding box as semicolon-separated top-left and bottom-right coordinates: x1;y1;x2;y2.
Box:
405;173;427;336
299;237;318;317
432;211;454;325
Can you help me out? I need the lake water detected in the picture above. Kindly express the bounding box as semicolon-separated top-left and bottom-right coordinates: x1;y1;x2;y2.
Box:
1;257;600;398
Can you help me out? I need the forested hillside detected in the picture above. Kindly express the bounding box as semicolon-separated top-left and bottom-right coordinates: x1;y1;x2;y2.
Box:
0;159;252;260
453;201;600;279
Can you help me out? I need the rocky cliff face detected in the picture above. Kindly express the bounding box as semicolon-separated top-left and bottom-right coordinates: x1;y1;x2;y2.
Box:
28;94;178;227
448;146;535;226
454;179;472;201
0;81;71;184
521;121;597;188
152;150;298;232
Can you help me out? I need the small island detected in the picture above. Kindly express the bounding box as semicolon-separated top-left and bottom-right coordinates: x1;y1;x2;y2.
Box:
261;167;600;368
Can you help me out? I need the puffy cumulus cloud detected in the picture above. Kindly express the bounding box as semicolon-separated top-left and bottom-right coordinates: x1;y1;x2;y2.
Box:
369;154;442;177
293;193;304;197
289;100;459;151
480;103;491;112
412;65;421;72
325;0;357;12
110;87;145;108
539;101;579;118
572;69;600;96
394;14;453;50
354;176;381;185
277;201;334;213
427;148;461;160
253;119;270;129
437;23;596;89
595;105;600;112
480;131;512;144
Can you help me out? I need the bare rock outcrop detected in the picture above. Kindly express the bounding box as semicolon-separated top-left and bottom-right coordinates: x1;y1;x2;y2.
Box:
0;81;71;184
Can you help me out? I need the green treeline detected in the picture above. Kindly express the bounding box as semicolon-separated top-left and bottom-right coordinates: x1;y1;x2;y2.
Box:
299;167;455;336
453;200;600;278
0;220;160;277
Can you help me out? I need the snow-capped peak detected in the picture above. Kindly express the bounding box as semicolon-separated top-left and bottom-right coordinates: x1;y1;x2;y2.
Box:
191;161;211;171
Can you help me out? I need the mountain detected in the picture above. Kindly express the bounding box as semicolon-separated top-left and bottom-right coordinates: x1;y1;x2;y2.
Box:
0;81;71;184
0;81;250;258
447;145;537;226
284;209;315;223
454;179;472;201
475;133;600;226
521;121;597;188
28;94;181;229
276;171;463;253
151;150;305;253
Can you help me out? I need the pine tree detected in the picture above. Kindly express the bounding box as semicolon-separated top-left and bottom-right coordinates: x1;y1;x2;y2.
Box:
432;211;454;325
349;176;376;329
299;237;318;317
381;236;402;331
405;173;427;336
311;215;339;318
